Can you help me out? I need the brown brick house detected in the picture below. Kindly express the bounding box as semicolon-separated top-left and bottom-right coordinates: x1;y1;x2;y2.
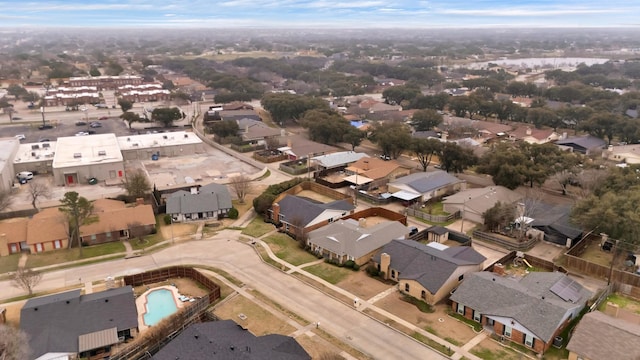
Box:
79;199;156;245
450;271;591;354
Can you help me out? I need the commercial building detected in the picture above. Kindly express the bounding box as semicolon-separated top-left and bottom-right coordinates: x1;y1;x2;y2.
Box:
0;138;20;192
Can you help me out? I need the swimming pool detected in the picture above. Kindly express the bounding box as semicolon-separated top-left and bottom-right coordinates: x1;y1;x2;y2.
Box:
142;289;178;326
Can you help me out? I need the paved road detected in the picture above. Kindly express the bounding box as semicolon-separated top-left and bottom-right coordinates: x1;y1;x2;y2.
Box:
1;230;448;360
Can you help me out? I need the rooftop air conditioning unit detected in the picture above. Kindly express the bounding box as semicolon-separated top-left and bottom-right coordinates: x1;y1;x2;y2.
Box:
98;150;106;156
73;153;82;158
31;145;40;150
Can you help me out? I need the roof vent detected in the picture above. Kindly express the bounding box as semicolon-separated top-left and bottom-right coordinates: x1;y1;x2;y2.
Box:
127;137;130;141
66;300;70;304
31;144;40;150
73;153;82;158
105;299;109;303
163;135;168;139
98;150;106;156
42;143;50;148
194;335;199;340
184;134;188;138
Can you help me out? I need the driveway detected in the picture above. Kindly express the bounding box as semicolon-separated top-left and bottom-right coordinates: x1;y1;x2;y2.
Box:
0;230;448;360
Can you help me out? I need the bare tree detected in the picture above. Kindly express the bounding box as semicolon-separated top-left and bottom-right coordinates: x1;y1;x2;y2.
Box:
265;137;281;151
124;169;151;199
229;175;251;204
27;179;52;210
0;324;31;360
518;188;545;239
0;189;12;212
11;267;43;296
574;168;608;199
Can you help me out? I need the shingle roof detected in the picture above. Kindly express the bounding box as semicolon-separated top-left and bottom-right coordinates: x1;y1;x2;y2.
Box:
555;135;607;150
27;208;69;245
80;204;156;237
450;272;591;342
390;171;462;194
529;203;583;242
442;186;523;215
167;183;232;215
345;157;405;180
566;311;640;360
312;151;369;169
152;320;311;360
307;219;409;259
276;195;354;227
21;286;138;359
373;240;485;294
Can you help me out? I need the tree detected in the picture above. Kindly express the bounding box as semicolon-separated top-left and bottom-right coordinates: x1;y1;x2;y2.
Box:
59;191;95;255
261;93;329;125
483;202;516;232
27;179;52;210
301;110;352;145
209;119;239;138
411;138;442;171
0;324;31;360
118;99;133;113
579;112;620;145
11;267;42;296
439;142;477;173
124;170;151;199
22;91;40;103
382;85;421;105
230;175;251;204
410;109;443;131
343;127;365;151
152;107;182;128
120;111;141;129
89;66;101;76
370;122;412;159
0;189;12;212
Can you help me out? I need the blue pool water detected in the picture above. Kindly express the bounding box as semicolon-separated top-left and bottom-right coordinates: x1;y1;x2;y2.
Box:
143;289;177;326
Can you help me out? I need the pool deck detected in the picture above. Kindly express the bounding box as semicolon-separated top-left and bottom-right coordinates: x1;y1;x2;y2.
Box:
136;285;184;332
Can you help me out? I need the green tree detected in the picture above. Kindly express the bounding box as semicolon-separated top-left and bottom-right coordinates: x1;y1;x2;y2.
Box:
301;110;352;145
124;170;151;199
59;191;95;256
382;85;421;105
152;107;182;127
410;109;443;131
579;112;620;145
483;202;516;232
89;66;101;76
343;127;365;151
120;111;141;129
22;91;40;103
261;93;329;125
209;119;239;138
438;142;477;173
411;138;442;171
118;99;133;113
370;122;412;159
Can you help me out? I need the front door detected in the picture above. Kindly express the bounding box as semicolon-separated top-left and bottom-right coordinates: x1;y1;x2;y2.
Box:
67;174;74;184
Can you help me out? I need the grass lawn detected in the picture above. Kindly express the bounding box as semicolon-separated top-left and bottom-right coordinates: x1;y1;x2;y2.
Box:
0;254;21;273
600;293;640;313
304;262;353;285
232;199;253;219
26;242;126;268
420;202;449;216
262;233;318;266
241;217;275;238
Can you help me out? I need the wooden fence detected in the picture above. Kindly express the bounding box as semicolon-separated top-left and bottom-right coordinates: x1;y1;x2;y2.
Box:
472;230;538;251
405;207;456;223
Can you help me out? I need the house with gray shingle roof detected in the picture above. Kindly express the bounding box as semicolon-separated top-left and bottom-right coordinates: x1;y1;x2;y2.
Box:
307;219;409;266
372;239;485;305
388;170;465;203
311;151;369;171
152;320;310;360
450;271;591;354
566;311;640;360
268;195;354;239
21;286;138;360
555;135;607;155
442;186;523;225
166;182;232;222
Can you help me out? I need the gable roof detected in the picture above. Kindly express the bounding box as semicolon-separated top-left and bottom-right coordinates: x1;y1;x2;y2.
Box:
566;311;640;360
345;157;405;180
166;183;232;215
308;219;409;259
237;118;282;140
509;126;557;142
27;208;69;244
152;320;310;360
276;195;354;227
21;286;138;359
443;186;523;214
373;239;485;294
450;272;591;342
79;204;156;237
528;203;583;243
389;171;462;194
0;217;28;244
555;135;607;150
311;151;369;169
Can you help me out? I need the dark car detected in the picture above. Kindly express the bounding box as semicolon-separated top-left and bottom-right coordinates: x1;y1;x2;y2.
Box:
38;124;53;130
90;122;102;128
12;116;21;120
38;138;51;142
99;116;109;120
75;121;87;126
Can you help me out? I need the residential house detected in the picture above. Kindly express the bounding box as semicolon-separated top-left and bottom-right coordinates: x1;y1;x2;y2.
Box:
277;134;339;161
373;239;485;305
442;186;524;225
528;203;583;247
450;271;592;354
603;144;640;164
508;126;559;144
237;118;283;146
387;170;465;203
566;311;640;360
268;195;354;239
472;120;513;142
344;157;410;190
79;199;156;246
307;219;410;266
152;320;310;360
167;183;232;222
21;286;139;360
26;208;70;255
311;152;369;172
555;135;607;155
219;109;261;122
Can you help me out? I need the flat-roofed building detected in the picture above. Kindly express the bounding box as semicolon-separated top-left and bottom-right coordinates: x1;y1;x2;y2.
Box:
0;138;20;192
117;131;205;160
52;134;124;186
13;141;56;175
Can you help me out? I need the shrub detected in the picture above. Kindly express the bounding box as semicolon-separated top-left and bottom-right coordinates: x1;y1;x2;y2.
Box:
344;260;356;269
366;264;380;277
352;264;360;271
163;214;172;225
228;207;239;219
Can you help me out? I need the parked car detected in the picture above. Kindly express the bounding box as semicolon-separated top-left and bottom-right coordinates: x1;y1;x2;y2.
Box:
75;132;89;136
90;122;102;128
98;116;109;120
75;121;87;126
14;134;26;141
12;116;21;120
94;104;109;109
16;171;34;182
38;124;53;130
38;138;50;142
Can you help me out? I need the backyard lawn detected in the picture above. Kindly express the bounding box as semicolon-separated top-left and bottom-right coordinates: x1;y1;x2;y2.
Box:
304;262;353;284
262;233;318;266
26;242;126;268
241;217;275;238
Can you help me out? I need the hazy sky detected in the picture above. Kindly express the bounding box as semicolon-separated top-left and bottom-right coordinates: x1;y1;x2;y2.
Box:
1;0;638;28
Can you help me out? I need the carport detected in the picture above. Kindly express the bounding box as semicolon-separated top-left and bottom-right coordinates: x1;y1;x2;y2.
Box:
391;190;421;201
343;174;373;186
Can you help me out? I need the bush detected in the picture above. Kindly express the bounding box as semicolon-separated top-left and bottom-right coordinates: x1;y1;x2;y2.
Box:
252;178;308;214
366;264;380;277
228;207;239;219
352;264;360;271
163;214;172;225
344;260;355;269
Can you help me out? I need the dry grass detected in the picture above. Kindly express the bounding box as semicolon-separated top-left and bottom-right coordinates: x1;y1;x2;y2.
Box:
213;295;296;336
295;189;336;204
336;269;392;300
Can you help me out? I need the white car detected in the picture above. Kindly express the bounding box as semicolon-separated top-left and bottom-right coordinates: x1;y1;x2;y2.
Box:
14;134;26;141
17;171;33;183
75;132;89;136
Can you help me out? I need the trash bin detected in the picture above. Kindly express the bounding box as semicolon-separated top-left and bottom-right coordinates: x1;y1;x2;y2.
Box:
88;177;98;185
151;154;159;161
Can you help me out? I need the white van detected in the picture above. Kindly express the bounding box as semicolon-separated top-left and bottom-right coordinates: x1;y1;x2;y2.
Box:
17;171;34;182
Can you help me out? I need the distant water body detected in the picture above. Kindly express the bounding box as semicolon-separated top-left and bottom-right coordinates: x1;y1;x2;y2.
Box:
468;57;610;70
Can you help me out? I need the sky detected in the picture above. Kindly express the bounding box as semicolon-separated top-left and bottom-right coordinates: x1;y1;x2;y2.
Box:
0;0;638;29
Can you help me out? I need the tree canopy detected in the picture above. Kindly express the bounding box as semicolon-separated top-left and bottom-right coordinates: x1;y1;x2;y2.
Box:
369;122;412;159
152;107;182;127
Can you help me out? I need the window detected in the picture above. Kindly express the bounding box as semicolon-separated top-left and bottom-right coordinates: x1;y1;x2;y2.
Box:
36;243;43;253
91;234;97;241
404;283;410;292
421;290;426;300
54;240;61;249
458;274;464;281
503;326;512;338
457;303;464;315
473;311;481;322
391;270;395;278
524;333;534;347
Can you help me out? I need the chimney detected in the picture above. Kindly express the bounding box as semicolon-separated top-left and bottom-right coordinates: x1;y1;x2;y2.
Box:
562;132;567;140
135;198;144;206
380;253;391;280
441;131;448;141
526;127;532;136
358;218;367;228
272;202;280;223
287;138;292;148
493;263;505;275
